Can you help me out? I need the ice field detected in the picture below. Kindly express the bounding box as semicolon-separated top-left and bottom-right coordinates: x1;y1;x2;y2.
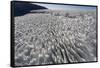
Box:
14;9;97;66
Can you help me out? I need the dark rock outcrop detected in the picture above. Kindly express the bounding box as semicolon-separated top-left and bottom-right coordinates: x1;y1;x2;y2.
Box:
13;1;47;16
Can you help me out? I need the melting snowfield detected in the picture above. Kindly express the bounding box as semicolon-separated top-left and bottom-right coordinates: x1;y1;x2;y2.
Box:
14;10;97;66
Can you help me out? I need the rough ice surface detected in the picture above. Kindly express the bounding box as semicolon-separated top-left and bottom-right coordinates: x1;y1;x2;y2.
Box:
14;9;97;66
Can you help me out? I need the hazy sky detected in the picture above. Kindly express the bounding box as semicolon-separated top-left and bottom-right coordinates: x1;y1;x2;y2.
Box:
33;3;96;11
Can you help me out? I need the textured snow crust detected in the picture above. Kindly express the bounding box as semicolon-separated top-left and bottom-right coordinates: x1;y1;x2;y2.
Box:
14;10;97;66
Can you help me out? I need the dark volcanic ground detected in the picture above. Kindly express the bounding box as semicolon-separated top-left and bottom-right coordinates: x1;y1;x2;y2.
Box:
14;10;97;66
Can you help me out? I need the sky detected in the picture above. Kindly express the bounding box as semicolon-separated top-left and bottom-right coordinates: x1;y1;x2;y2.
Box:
33;3;96;11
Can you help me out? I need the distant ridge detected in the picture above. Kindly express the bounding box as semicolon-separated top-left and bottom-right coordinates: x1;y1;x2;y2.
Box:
14;2;47;16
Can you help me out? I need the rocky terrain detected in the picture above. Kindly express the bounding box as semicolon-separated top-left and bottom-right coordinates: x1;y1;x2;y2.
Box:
14;9;97;66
